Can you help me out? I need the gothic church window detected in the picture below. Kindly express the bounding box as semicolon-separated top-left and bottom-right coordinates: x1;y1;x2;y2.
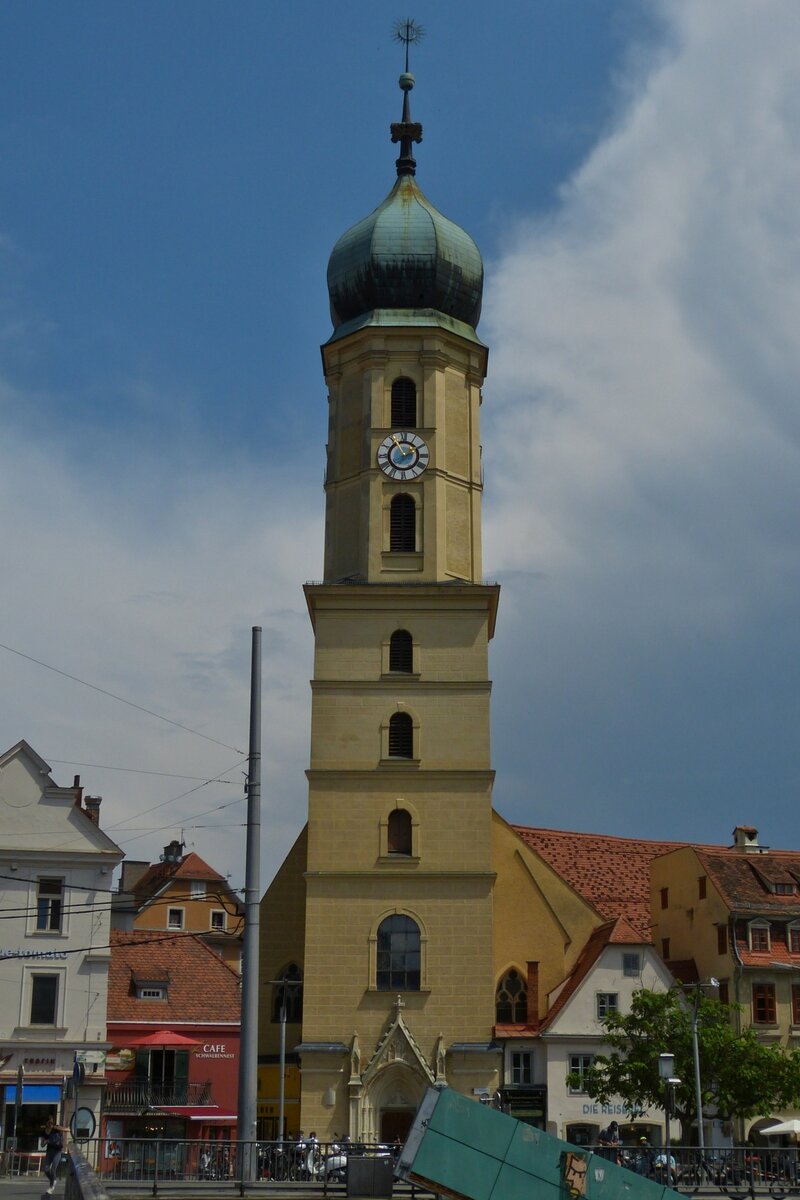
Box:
271;963;303;1024
390;494;416;552
495;968;527;1023
391;377;417;427
376;914;420;991
389;630;413;673
387;809;412;855
388;712;413;758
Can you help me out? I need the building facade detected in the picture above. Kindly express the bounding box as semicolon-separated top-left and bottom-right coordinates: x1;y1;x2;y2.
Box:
0;740;123;1153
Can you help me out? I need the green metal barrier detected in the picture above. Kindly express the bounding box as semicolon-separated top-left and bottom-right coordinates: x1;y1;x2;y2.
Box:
396;1088;674;1200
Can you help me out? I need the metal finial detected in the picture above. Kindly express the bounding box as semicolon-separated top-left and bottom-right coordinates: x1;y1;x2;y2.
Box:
392;18;424;73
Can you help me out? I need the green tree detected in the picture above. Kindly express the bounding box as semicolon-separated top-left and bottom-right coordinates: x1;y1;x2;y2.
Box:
570;989;800;1143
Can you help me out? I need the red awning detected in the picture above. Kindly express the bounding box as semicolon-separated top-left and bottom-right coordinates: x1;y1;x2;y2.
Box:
154;1107;237;1122
124;1031;201;1048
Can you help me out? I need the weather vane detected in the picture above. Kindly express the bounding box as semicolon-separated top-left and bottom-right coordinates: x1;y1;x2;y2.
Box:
393;18;424;73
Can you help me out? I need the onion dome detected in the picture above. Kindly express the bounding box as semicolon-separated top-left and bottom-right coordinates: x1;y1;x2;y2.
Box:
326;72;484;340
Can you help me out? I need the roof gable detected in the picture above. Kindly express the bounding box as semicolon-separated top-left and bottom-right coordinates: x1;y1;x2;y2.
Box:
108;930;241;1024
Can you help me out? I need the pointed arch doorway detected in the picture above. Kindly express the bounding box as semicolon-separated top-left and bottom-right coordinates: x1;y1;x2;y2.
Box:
380;1105;416;1144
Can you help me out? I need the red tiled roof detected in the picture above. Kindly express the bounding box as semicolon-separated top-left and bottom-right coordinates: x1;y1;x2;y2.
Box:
108;930;240;1024
512;826;695;940
131;851;240;910
697;849;800;916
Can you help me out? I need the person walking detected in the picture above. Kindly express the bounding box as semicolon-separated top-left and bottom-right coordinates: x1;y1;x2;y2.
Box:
42;1116;68;1194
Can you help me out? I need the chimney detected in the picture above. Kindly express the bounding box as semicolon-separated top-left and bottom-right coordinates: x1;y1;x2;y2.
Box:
526;961;539;1028
162;840;184;864
73;774;83;806
732;825;760;853
83;795;102;826
120;860;149;892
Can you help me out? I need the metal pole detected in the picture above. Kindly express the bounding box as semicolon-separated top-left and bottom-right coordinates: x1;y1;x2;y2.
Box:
691;988;704;1158
237;627;262;1180
664;1080;671;1169
278;984;286;1145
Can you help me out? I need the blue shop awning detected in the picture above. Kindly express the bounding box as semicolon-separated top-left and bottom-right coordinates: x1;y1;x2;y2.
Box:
5;1085;61;1104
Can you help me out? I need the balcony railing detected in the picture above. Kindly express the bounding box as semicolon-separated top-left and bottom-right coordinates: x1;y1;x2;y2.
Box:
104;1080;212;1113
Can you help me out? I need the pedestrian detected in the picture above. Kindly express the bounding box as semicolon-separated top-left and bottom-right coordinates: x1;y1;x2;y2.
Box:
42;1116;68;1194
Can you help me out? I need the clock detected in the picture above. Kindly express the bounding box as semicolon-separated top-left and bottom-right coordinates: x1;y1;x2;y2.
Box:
377;432;430;479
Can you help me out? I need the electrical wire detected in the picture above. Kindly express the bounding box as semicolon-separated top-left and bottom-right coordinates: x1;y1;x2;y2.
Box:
0;640;246;754
48;759;241;784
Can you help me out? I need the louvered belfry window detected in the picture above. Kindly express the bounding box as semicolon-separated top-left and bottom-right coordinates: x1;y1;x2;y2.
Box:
388;712;413;758
391;377;417;427
390;494;416;552
389;629;413;673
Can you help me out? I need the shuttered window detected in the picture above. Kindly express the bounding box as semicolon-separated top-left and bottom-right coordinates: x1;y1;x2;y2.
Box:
388;712;413;758
389;630;413;672
391;377;417;427
390;494;416;552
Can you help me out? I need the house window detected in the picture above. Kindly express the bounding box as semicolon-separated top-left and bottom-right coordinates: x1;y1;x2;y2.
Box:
387;809;412;855
698;876;707;899
569;1054;595;1095
774;883;796;895
596;993;619;1021
30;975;59;1024
210;910;226;931
388;712;414;758
511;1052;533;1085
36;878;63;932
377;915;421;991
138;986;166;1000
623;953;641;977
718;980;729;1005
660;888;669;910
792;985;800;1025
271;964;303;1023
717;925;728;955
661;938;671;960
389;630;413;673
167;908;184;930
749;922;771;952
495;969;528;1024
190;881;207;898
389;494;416;552
789;925;800;954
391;377;417;427
752;982;777;1024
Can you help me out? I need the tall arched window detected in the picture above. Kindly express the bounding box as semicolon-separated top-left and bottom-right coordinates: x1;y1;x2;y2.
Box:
389;630;413;673
495;968;527;1023
271;962;303;1024
390;494;416;552
388;809;412;855
391;377;417;427
377;914;420;990
388;712;413;758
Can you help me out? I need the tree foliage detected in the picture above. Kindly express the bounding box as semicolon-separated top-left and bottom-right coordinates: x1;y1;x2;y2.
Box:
570;989;800;1142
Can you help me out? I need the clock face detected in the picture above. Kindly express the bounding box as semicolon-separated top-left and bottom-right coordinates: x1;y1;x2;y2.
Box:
377;432;430;479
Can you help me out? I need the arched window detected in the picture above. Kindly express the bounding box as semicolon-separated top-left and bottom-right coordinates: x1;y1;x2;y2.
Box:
388;809;412;855
389;494;416;552
391;377;417;427
377;914;420;991
495;968;527;1024
389;630;413;673
388;712;413;758
271;962;303;1024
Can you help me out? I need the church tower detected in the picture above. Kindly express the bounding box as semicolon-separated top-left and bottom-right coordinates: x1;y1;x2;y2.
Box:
267;58;501;1143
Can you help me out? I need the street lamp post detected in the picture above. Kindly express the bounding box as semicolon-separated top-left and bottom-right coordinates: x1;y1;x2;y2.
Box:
658;1053;679;1174
689;978;719;1158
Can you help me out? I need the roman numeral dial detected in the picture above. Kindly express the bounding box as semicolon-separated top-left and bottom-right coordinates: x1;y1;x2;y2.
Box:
377;432;430;479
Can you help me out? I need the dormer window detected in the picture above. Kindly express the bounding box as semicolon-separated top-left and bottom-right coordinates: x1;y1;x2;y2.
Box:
133;972;169;1000
788;924;800;954
749;921;771;952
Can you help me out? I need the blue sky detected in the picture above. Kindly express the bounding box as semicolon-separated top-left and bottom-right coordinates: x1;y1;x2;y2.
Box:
2;1;799;891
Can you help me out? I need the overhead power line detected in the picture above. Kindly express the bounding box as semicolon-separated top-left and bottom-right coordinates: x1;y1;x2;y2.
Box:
0;640;246;754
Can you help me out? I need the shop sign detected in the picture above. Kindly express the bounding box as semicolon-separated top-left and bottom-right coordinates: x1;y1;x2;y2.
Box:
0;948;68;960
22;1056;57;1071
196;1043;236;1059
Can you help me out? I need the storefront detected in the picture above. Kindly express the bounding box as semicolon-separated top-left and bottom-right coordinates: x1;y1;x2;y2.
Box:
3;1083;62;1151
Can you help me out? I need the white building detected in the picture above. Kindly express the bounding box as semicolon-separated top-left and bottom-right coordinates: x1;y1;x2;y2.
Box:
0;741;123;1153
537;917;675;1144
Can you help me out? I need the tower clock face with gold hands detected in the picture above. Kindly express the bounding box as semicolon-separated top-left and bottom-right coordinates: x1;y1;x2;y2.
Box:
377;432;429;479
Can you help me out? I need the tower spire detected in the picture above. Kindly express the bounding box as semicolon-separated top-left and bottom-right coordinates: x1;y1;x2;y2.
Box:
390;18;424;177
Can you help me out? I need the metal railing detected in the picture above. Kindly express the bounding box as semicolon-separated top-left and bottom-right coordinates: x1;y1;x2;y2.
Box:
104;1080;213;1112
590;1143;800;1195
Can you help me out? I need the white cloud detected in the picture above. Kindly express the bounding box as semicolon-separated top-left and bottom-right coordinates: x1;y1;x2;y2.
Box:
482;0;800;838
